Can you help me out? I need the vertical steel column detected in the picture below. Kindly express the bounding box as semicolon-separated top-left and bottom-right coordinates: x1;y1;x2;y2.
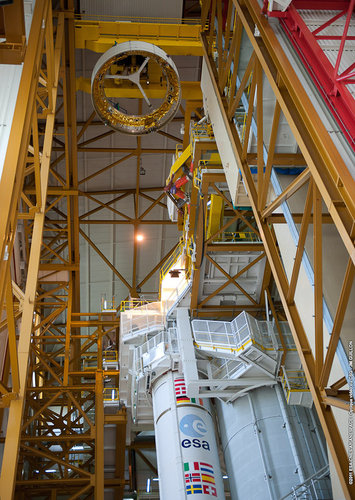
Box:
95;370;104;499
0;4;64;496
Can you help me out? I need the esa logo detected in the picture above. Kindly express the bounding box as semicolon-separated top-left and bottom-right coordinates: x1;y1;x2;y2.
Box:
179;414;207;438
180;414;210;451
181;438;210;450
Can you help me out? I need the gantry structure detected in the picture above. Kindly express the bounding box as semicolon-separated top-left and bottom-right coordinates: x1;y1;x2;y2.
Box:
197;3;354;499
0;0;354;499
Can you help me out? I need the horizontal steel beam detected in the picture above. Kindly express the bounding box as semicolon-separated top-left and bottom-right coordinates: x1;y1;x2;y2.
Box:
75;20;203;55
77;77;202;100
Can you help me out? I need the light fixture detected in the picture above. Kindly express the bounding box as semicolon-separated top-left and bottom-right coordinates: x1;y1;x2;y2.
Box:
146;477;151;493
136;234;144;242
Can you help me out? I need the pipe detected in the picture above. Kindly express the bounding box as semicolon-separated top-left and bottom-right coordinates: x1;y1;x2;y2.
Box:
294;406;317;474
247;393;275;500
275;384;306;484
264;289;269;322
309;407;328;466
197;115;207;125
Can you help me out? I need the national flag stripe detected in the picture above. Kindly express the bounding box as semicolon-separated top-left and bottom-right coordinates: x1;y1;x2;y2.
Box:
184;462;214;472
176;396;190;404
185;473;201;483
175;379;204;407
200;462;213;473
203;484;217;497
189;397;204;406
201;474;215;484
184;461;217;495
184;462;215;477
186;484;202;495
174;379;187;397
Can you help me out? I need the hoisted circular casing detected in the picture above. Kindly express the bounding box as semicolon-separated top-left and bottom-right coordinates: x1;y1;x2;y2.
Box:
91;41;181;135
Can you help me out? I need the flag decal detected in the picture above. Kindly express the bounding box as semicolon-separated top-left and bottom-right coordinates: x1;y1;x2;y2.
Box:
184;461;217;497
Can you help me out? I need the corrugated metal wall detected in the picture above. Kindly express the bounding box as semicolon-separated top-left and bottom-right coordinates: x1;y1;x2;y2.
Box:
0;65;22;181
80;0;183;21
24;0;36;39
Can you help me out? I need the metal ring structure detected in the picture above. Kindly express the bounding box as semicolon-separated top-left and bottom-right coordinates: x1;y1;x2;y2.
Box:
91;41;181;135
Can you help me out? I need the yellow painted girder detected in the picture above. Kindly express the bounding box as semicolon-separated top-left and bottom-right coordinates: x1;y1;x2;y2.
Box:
76;76;202;100
206;194;224;240
75;20;203;56
166;144;192;184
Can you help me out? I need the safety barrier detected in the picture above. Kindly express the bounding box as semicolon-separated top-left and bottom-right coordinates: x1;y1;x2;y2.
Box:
103;387;119;404
120;301;165;341
281;367;310;403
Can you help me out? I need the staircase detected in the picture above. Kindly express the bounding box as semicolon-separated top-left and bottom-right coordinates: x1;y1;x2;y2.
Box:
191;312;312;407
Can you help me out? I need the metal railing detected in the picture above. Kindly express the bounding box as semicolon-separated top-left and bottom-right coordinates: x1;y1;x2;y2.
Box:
192;319;236;352
281;367;310;403
103;387;119;402
210;230;262;244
233;313;278;351
279;465;330;500
192;312;294;354
120;301;165;339
103;350;118;363
193;159;223;190
159;239;184;283
101;296;117;312
120;298;155;312
134;328;179;376
190;122;214;142
209;357;249;381
82;353;98;371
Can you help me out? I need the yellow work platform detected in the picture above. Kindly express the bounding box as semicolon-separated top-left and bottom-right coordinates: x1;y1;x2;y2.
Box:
75;20;203;56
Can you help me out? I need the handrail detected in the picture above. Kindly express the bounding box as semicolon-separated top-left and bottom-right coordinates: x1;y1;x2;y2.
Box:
159;238;184;283
103;387;119;402
211;231;262;244
279;465;330;500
